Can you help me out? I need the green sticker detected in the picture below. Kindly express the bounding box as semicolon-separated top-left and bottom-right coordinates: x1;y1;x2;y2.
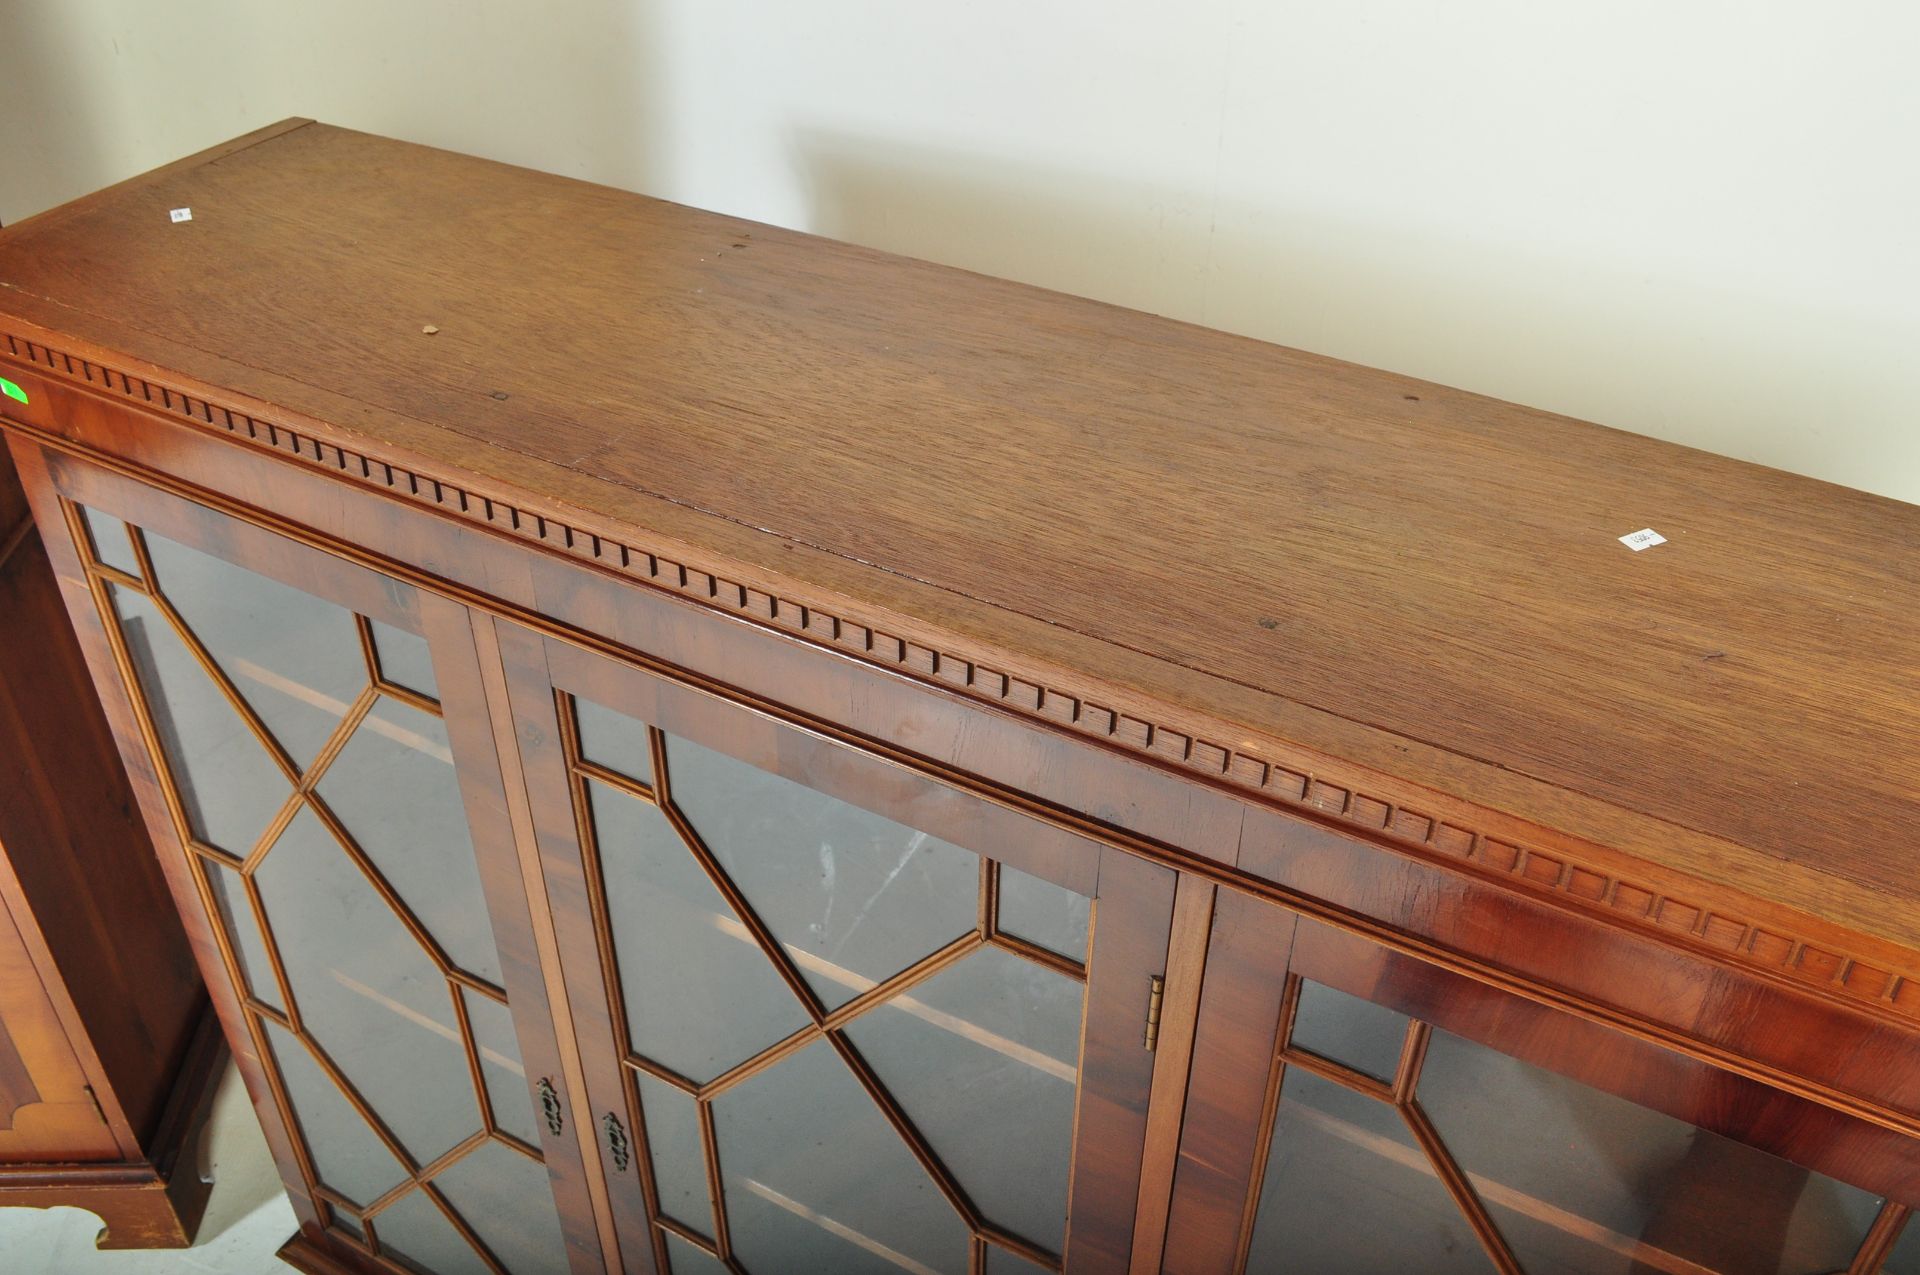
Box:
0;377;26;406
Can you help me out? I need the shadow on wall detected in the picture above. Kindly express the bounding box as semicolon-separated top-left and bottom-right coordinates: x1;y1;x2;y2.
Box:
793;130;1911;503
0;14;1910;507
0;6;114;225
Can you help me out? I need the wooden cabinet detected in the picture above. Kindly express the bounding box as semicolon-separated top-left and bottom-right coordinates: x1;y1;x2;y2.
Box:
1;121;1917;1273
0;442;219;1246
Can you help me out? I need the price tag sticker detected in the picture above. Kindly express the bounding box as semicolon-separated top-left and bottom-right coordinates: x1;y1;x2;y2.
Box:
1619;528;1667;552
169;207;193;223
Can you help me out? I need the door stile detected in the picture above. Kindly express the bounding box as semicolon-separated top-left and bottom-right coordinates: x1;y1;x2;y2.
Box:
444;605;623;1274
490;619;660;1275
1065;847;1180;1275
1160;890;1300;1275
1126;875;1217;1275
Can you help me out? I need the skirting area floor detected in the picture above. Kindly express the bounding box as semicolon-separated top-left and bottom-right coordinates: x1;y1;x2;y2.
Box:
0;1062;296;1273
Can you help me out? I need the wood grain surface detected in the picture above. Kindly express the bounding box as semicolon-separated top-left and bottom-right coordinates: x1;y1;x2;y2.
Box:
0;121;1914;952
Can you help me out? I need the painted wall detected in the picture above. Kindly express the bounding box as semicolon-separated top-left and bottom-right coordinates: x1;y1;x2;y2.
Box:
3;1;1915;503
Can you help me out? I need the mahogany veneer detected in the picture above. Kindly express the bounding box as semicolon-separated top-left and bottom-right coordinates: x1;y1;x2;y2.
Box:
0;120;1915;1273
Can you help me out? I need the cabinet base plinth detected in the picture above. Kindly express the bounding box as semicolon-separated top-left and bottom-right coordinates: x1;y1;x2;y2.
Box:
277;1230;376;1274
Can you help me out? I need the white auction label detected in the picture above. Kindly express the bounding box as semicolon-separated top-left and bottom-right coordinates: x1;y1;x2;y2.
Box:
169;208;193;223
1619;528;1667;551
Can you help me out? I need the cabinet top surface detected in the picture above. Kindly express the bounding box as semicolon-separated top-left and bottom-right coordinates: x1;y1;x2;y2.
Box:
2;122;1916;943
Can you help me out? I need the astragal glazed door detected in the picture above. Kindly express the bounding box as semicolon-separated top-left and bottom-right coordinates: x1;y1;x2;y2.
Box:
493;620;1178;1275
28;447;599;1275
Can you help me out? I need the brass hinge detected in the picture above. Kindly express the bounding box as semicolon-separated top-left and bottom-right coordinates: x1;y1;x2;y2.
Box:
1143;974;1166;1050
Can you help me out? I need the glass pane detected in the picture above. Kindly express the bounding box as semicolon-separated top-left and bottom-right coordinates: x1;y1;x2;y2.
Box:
1289;979;1410;1082
464;989;538;1148
1888;1213;1920;1275
260;1019;407;1209
985;1245;1056;1275
664;1232;730;1275
369;618;438;700
145;531;364;771
317;697;503;986
995;866;1089;965
375;1188;488;1275
1493;1191;1872;1275
434;1138;569;1275
80;505;141;577
665;733;979;1009
1245;1068;1493;1274
843;945;1083;1254
112;585;290;856
589;779;808;1081
1419;1028;1881;1275
637;1071;712;1236
712;1038;969;1275
575;696;654;784
256;805;482;1168
331;1206;366;1243
204;859;282;1013
1755;1163;1881;1275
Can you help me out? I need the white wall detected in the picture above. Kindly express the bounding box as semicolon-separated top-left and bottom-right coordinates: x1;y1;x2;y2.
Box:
4;1;1916;505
